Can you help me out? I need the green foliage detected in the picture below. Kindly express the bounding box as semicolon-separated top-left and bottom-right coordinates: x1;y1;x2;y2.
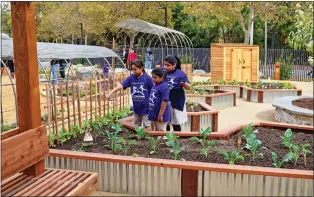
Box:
243;133;265;161
200;141;217;158
1;123;15;132
281;129;293;149
289;144;300;164
242;123;258;142
105;129;121;153
217;80;226;85
231;79;239;85
179;53;194;64
218;150;244;165
163;132;178;144
134;127;146;140
301;144;312;166
190;127;212;148
277;54;293;80
114;138;137;156
271;152;293;168
48;133;58;147
209;89;215;94
244;80;251;88
82;142;93;147
166;140;186;160
146;136;163;154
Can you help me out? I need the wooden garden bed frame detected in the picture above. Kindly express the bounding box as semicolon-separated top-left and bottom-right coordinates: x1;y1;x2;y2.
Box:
47;121;313;196
117;102;218;132
186;90;236;109
193;84;302;103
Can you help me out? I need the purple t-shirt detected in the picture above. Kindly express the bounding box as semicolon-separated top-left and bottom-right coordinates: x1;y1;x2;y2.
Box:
122;73;154;115
148;81;170;122
166;69;190;111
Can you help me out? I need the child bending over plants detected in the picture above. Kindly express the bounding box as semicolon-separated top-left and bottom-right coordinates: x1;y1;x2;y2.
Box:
106;59;154;129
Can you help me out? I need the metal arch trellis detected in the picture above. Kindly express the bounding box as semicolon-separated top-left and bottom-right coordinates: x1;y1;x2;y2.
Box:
106;18;194;64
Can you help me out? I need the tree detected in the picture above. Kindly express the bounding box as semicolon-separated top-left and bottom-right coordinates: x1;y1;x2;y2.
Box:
1;2;12;35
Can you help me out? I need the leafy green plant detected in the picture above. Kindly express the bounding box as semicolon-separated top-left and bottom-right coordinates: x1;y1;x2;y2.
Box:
271;152;293;168
200;141;217;158
114;138;137;156
80;91;86;98
198;88;206;95
163;132;178;144
105;129;121;153
218;79;226;85
242;123;257;142
244;80;251;88
282;82;295;89
193;102;199;108
277;54;293;80
146;136;163;154
186;99;192;105
82;142;93;147
253;83;259;89
232;79;239;85
48;133;57;147
209;89;215;94
281;129;293;149
243;133;265;161
166;140;186;160
70;125;84;135
301;144;312;166
179;53;194;64
190;127;212;148
289;144;300;164
134;127;146;140
218;150;244;165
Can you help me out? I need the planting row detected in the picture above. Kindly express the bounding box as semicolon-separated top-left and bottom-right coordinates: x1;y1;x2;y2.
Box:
51;116;313;171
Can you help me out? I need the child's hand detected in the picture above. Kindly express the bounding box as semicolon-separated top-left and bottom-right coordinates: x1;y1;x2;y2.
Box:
105;93;111;100
180;81;185;86
158;114;163;123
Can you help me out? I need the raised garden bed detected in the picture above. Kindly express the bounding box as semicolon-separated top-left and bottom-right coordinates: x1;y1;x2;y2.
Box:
192;81;302;103
47;122;313;196
186;89;236;109
273;96;313;126
119;102;218;132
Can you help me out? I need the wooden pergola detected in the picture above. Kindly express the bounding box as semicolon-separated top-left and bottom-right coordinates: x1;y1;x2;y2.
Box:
1;2;98;196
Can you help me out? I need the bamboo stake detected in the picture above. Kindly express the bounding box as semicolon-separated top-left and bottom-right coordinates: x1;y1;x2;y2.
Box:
66;81;71;132
53;84;58;135
119;74;122;111
98;78;102;117
46;84;51;135
72;80;76;126
103;77;106;117
77;79;82;127
90;78;93;121
85;80;88;123
107;75;110;114
60;83;65;131
95;76;98;120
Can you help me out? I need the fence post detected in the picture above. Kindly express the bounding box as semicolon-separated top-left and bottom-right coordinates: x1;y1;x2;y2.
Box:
275;62;280;80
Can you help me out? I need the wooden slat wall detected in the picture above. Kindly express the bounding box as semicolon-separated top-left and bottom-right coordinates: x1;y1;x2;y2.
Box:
210;45;224;82
251;47;259;82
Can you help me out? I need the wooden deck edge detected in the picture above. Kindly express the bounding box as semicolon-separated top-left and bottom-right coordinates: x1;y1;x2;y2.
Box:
48;149;314;179
65;173;98;196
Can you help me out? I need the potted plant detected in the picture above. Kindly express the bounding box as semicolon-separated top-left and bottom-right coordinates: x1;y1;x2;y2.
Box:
179;53;194;81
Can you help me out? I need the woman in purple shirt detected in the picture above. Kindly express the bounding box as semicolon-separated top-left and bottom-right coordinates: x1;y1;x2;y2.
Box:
107;59;154;128
148;68;170;131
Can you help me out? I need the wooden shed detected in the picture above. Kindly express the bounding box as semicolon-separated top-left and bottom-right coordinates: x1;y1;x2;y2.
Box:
210;43;259;83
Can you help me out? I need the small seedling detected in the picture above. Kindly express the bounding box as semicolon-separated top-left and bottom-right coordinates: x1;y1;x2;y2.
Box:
163;132;178;144
82;142;93;147
193;102;199;108
218;150;244;165
111;123;123;133
48;133;57;147
254;83;259;89
71;125;84;135
200;141;217;158
209;89;215;94
218;80;226;85
105;130;121;152
190;127;212;148
281;129;293;149
243;133;265;161
114;138;137;156
232;79;239;85
167;140;186;160
289;144;300;164
146;136;163;154
135;127;146;140
301;144;312;166
242;123;258;142
271;152;293;168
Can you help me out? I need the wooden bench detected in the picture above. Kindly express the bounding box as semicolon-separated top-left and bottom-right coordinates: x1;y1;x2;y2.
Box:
1;126;98;196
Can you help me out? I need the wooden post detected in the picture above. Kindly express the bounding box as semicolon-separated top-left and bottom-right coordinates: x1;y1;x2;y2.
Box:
60;83;65;131
11;2;45;176
66;81;71;132
275;62;280;80
181;169;198;196
77;80;82;127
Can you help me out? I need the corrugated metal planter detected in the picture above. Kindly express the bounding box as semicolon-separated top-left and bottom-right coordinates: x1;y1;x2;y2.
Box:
242;86;302;103
117;102;219;132
47;122;313;196
186;90;236;109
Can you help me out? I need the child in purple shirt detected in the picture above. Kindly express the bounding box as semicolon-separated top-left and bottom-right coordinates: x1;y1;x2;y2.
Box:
107;59;154;128
148;68;170;131
163;55;192;131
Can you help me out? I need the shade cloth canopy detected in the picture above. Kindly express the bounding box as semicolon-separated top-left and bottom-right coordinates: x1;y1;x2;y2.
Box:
1;38;119;60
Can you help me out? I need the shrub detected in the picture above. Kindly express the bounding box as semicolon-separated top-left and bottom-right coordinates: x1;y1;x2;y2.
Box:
277;54;293;80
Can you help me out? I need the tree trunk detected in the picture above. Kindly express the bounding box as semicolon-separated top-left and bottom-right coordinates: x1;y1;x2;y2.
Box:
85;34;88;45
249;2;254;45
72;35;74;44
271;26;276;48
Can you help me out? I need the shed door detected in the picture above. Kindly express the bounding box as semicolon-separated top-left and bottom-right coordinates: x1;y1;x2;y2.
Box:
231;49;242;81
241;49;252;82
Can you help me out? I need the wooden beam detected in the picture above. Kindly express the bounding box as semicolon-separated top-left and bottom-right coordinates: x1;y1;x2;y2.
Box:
11;2;44;176
181;169;199;196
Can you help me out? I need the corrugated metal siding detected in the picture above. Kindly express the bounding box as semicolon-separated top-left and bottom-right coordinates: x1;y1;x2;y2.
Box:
217;86;241;97
201;171;313;196
45;157;182;196
263;91;298;103
182;114;213;131
211;94;234;109
243;88;248;100
186;95;206;103
251;90;259;102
